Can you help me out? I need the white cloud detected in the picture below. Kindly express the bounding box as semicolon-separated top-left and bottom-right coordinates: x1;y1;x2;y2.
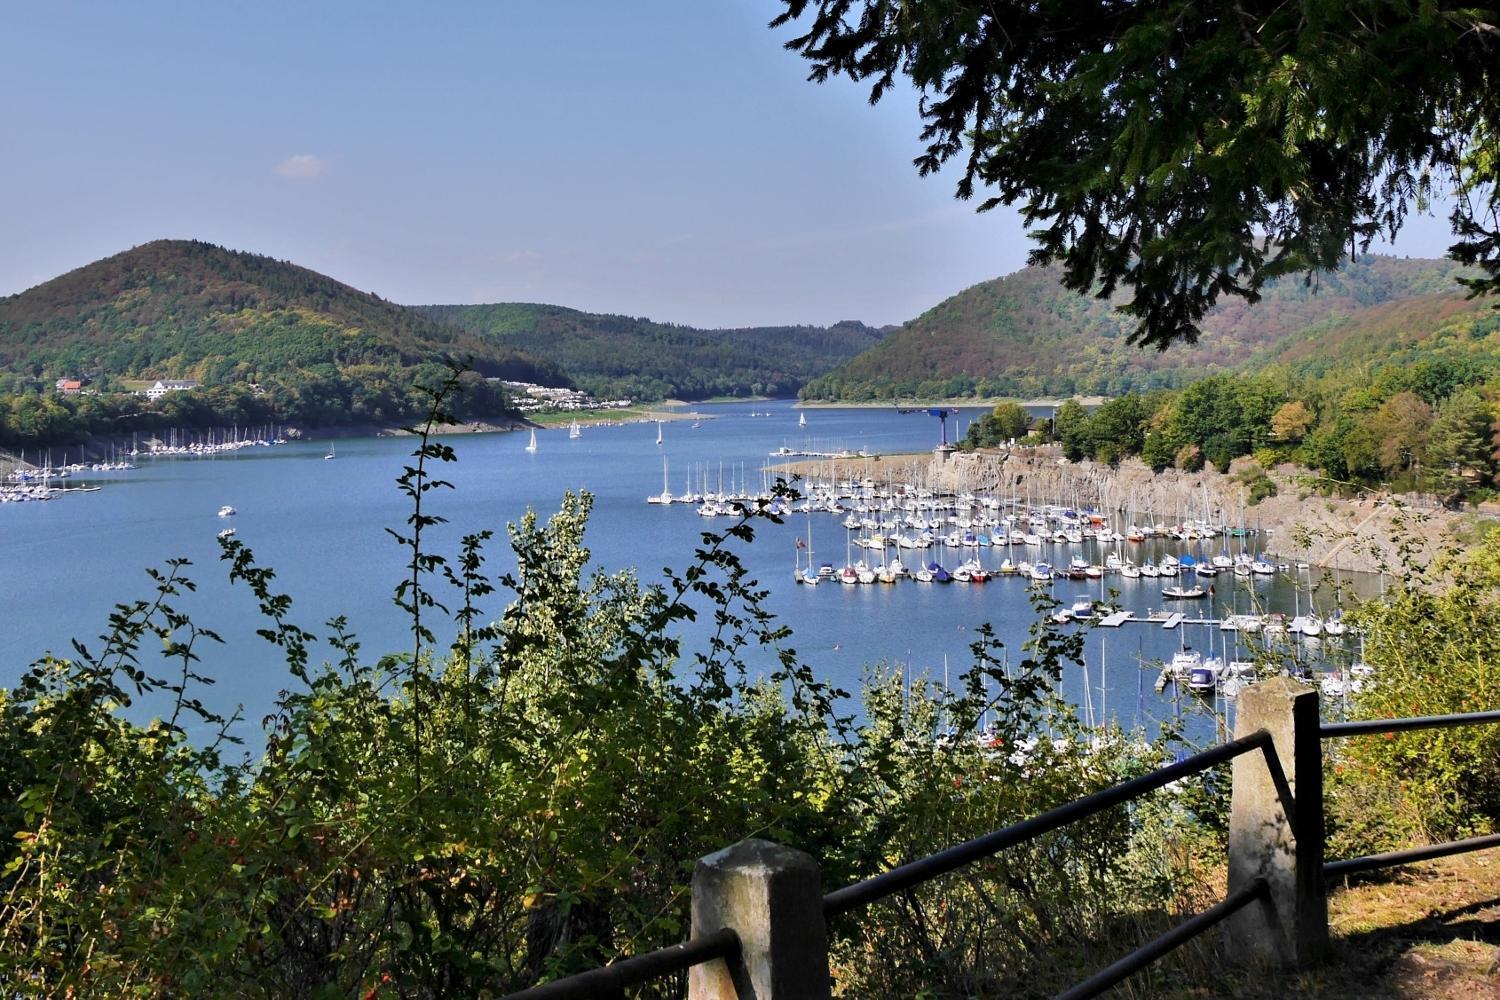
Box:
273;154;325;180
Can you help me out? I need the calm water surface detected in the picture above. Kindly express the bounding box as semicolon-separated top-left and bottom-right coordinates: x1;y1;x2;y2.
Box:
1;400;1372;747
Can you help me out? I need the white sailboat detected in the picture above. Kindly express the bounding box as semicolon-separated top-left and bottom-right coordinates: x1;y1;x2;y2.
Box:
656;421;663;446
524;428;538;453
798;411;807;428
569;420;581;440
647;456;673;504
324;442;335;460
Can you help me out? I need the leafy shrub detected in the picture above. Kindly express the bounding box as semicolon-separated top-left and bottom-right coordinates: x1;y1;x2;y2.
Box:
1325;534;1500;858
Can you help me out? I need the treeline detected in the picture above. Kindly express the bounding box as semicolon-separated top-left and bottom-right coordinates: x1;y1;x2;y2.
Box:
801;367;1195;402
799;256;1478;402
422;303;886;401
0;365;515;452
964;355;1500;502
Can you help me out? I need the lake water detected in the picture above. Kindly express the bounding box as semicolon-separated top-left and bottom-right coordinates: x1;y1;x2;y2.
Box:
1;400;1371;748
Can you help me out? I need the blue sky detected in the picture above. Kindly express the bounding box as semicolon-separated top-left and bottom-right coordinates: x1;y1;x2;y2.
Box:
1;2;1462;328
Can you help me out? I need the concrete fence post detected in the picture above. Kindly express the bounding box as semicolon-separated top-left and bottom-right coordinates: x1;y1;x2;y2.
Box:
687;838;831;1000
1227;676;1328;967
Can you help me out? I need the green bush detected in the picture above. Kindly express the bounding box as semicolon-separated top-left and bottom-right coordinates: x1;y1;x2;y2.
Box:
1325;533;1500;858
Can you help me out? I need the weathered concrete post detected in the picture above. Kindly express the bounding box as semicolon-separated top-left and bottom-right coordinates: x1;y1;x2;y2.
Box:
687;839;831;1000
1227;676;1328;967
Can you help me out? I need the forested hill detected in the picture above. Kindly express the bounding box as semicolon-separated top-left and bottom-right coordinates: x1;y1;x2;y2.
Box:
419;303;888;400
0;240;565;386
801;255;1473;400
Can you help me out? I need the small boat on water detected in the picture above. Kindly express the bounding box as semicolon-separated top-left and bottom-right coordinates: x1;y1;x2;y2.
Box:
217;527;236;539
1188;659;1219;693
1161;585;1207;600
569;421;581;439
525;429;538;453
217;505;236;517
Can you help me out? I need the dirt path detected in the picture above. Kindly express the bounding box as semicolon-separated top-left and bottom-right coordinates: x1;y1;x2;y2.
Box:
1218;852;1500;999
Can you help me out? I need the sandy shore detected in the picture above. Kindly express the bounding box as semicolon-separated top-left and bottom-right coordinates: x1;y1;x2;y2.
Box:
770;447;1489;577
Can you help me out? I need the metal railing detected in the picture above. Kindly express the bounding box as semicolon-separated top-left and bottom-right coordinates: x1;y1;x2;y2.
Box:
824;729;1278;918
500;928;739;1000
503;699;1499;1000
504;730;1284;999
1320;708;1500;881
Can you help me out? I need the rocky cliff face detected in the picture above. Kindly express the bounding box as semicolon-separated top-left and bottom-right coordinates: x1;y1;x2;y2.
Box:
925;449;1476;577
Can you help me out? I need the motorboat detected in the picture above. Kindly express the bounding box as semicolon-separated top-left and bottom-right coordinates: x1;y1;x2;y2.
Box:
1188;657;1220;693
1161;585;1207;600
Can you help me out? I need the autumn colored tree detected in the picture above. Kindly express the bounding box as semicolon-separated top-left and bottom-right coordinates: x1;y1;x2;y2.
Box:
1270;400;1314;443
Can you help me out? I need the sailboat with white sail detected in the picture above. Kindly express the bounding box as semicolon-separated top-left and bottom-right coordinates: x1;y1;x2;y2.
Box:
647;456;673;504
656;422;663;446
569;420;581;439
524;428;538;453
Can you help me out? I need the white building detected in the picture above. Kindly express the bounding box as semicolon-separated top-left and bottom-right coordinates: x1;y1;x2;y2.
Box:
145;379;200;400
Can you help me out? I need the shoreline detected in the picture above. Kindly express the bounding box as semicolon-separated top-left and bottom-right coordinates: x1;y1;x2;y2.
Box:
795;396;1108;410
0;408;712;474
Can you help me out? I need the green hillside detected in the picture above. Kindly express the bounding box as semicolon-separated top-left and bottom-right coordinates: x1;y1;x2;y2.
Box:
802;255;1473;400
420;302;887;400
0;240;565;386
1259;290;1500;377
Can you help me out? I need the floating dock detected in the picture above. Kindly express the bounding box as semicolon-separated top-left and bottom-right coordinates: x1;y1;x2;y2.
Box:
1091;612;1222;630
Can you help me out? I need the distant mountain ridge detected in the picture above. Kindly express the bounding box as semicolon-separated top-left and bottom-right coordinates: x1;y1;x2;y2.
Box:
418;303;888;401
0;240;565;385
800;255;1478;400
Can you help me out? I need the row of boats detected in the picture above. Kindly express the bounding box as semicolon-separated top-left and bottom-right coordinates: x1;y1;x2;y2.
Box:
0;483;101;503
793;551;1287;588
1158;645;1370;698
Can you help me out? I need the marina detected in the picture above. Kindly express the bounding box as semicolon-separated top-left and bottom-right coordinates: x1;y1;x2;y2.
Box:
1;399;1376;747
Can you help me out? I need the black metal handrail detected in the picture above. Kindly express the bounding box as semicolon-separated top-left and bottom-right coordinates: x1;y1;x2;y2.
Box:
1056;877;1270;1000
501;706;1499;999
1321;708;1500;879
1325;831;1500;879
499;928;740;1000
823;729;1274;918
1321;708;1500;738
